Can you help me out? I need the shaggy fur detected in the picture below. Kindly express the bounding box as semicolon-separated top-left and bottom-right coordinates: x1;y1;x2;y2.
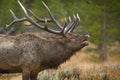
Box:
0;32;88;80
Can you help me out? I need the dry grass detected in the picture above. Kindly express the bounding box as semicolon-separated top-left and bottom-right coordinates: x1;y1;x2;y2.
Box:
0;43;120;80
0;74;21;80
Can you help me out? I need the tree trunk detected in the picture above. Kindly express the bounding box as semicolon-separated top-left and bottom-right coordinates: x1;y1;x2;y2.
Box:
99;3;108;62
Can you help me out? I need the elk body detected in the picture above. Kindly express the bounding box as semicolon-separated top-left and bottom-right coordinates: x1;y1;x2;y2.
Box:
0;1;89;80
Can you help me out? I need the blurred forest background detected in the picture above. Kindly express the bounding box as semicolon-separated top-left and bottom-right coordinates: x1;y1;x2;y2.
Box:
0;0;120;80
0;0;120;61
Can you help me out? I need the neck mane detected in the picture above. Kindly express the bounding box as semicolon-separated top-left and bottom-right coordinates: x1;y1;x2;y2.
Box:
38;40;78;69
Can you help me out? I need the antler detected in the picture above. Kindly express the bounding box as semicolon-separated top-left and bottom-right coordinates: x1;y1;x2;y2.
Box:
41;1;63;29
6;10;52;29
5;9;27;29
41;1;80;33
27;9;52;23
6;0;80;36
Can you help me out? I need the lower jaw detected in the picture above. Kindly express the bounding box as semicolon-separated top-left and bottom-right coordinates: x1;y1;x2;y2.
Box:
82;41;89;46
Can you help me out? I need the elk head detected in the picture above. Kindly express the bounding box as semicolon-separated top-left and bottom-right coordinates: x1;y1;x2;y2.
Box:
6;0;89;51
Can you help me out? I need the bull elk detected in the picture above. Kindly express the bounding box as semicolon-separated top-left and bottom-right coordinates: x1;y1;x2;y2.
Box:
0;1;89;80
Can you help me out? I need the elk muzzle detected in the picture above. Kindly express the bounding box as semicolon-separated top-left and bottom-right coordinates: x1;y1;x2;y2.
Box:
81;34;90;46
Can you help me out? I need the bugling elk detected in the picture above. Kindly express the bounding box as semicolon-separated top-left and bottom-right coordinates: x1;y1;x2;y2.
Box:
0;1;89;80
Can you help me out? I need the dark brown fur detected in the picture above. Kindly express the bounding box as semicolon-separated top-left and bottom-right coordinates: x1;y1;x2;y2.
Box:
0;32;88;80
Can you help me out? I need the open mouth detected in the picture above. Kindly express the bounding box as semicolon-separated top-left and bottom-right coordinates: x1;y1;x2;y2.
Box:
82;34;90;46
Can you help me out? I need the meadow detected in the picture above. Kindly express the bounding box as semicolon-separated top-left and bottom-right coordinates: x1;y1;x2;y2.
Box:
0;43;120;80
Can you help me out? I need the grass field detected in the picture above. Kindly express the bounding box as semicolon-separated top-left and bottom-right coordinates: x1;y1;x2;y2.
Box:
0;43;120;80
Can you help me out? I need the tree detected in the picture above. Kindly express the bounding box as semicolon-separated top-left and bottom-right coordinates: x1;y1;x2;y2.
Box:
91;0;120;61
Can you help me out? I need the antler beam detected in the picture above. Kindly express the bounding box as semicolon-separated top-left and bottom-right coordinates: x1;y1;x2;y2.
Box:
6;0;80;36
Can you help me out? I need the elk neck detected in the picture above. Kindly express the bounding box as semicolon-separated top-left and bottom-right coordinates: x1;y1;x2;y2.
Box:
36;38;78;69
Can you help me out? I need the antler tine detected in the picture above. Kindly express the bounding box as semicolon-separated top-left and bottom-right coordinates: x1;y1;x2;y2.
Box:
18;0;44;28
6;9;27;29
77;13;80;21
68;16;72;22
60;17;68;34
64;13;80;33
63;17;71;31
64;17;67;26
44;17;66;36
28;9;52;22
64;16;75;33
18;0;66;35
42;1;63;29
10;9;18;19
65;20;75;33
69;13;80;32
71;13;80;32
73;14;77;20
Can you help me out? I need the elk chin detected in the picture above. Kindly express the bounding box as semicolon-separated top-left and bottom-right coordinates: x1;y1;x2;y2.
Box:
71;41;88;51
80;41;89;48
